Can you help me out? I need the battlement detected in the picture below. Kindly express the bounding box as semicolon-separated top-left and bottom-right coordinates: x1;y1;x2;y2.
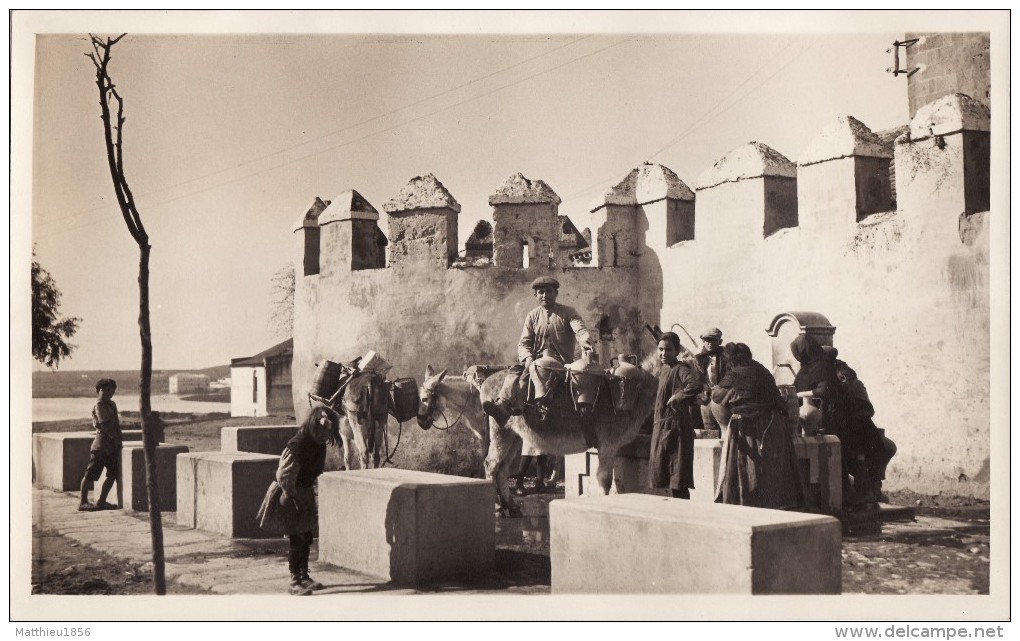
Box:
292;92;992;498
294;94;987;282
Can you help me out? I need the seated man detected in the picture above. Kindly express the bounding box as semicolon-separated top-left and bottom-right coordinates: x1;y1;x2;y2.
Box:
836;360;897;503
483;276;596;428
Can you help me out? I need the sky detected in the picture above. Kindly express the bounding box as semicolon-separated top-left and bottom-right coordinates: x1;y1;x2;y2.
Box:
20;11;962;371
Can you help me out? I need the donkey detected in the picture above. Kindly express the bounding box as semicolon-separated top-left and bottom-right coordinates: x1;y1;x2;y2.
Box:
336;371;391;470
418;359;659;517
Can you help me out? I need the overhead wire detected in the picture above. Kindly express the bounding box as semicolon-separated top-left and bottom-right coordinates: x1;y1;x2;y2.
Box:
36;36;633;241
558;38;814;212
35;35;593;232
644;39;802;162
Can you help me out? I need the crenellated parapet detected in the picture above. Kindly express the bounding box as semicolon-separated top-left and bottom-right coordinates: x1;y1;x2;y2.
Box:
292;191;387;278
489;172;562;269
292;90;993;499
694;141;798;245
317;190;386;277
797;115;894;238
293;197;330;277
590;162;694;267
895;93;990;220
383;174;461;268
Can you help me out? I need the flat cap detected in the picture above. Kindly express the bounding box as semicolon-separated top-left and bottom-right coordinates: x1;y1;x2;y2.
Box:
531;276;560;290
95;378;118;391
700;327;723;340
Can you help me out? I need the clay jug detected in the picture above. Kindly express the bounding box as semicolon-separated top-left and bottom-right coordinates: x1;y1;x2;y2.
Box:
529;349;563;400
567;351;603;406
609;354;642;412
709;399;732;428
799;397;824;435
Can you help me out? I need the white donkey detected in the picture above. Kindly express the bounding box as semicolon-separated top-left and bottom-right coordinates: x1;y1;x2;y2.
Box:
417;360;659;517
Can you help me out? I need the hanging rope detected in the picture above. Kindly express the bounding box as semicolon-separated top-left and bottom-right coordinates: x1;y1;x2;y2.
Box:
382;417;404;466
428;400;473;432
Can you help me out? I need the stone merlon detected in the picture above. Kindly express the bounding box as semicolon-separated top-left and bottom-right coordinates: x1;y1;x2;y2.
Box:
488;172;561;206
798;115;893;166
694;142;797;190
382;174;462;214
591;162;695;212
317;190;379;225
292;196;331;231
907;92;991;141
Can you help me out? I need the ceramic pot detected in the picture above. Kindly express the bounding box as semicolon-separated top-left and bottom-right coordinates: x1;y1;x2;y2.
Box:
799;397;824;435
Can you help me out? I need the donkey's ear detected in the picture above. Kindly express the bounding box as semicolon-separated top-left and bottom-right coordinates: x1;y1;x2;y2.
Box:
437;368;448;383
425;364;435;378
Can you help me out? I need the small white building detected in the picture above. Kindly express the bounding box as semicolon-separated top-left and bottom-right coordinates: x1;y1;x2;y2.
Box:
230;338;293;417
169;373;210;395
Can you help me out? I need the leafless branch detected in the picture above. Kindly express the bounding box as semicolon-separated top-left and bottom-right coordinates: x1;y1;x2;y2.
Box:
89;33;147;246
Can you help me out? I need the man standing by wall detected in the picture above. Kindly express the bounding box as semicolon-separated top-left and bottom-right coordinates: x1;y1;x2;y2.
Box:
695;327;726;432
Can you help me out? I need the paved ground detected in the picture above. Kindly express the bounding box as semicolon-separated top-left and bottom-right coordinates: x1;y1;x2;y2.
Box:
32;484;989;596
33;485;552;596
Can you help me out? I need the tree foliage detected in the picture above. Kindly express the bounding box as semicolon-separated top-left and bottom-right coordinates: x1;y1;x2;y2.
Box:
32;252;81;368
268;264;295;339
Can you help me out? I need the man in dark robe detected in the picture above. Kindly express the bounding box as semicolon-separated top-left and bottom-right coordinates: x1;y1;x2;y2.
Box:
713;343;804;509
790;334;843;438
649;332;706;499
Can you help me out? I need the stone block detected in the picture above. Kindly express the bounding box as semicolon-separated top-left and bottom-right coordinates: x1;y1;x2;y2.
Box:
32;430;143;492
566;434;842;514
121;444;189;512
564;437;719;500
793;435;843;514
550;494;841;594
176;451;280;538
317;468;494;585
220;425;298;455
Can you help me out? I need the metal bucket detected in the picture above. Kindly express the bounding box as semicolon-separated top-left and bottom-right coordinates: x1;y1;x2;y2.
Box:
310;360;344;399
389;377;420;422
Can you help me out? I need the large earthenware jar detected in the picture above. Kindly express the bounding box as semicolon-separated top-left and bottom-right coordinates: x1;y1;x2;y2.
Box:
567;351;603;406
609;354;641;412
530;349;563;400
799;397;824;435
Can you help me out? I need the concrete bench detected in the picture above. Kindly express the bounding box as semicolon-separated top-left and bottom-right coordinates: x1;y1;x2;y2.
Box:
566;434;842;514
220;425;298;455
550;494;841;594
317;469;494;585
121;444;190;512
176;451;280;538
32;430;143;491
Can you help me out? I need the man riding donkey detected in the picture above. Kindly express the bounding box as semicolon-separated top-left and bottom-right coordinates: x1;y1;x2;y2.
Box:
482;276;600;451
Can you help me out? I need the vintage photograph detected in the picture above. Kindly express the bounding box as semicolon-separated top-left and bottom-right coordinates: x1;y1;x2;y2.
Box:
12;10;1010;625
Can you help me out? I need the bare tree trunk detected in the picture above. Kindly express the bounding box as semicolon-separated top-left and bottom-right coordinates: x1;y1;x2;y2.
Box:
138;244;166;594
88;33;166;595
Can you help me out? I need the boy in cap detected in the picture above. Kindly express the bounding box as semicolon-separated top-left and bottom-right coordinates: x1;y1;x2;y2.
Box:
78;378;122;511
483;276;597;428
694;327;726;431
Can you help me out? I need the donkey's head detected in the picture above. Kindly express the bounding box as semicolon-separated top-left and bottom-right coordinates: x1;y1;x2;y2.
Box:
416;364;448;430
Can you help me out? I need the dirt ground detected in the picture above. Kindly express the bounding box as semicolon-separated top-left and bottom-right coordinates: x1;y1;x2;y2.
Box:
31;416;990;596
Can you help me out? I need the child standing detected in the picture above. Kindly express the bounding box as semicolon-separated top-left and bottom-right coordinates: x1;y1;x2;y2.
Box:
78;378;122;511
257;406;341;595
